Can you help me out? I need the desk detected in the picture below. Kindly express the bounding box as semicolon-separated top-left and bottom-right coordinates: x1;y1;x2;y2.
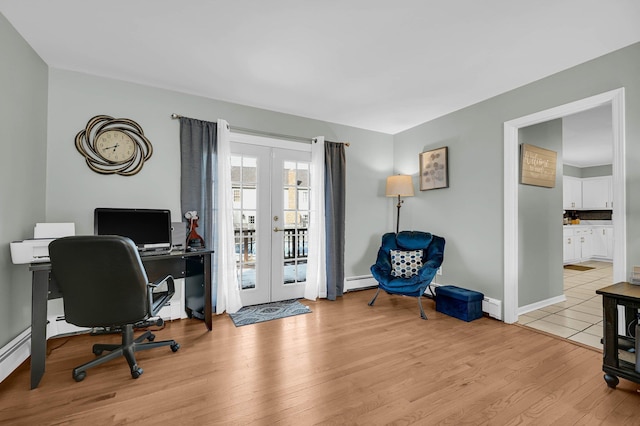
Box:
596;282;640;388
29;249;213;389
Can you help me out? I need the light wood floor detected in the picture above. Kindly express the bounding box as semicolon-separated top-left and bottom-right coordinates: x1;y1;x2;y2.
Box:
2;288;640;425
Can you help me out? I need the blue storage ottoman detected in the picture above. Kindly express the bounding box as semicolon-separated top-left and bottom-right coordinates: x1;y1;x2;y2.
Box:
435;285;484;322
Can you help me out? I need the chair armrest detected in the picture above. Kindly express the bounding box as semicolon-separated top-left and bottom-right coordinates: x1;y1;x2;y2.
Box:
416;261;439;281
371;246;393;284
147;275;176;316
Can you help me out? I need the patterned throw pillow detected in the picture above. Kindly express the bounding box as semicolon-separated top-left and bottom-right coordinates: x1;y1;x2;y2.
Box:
390;249;423;278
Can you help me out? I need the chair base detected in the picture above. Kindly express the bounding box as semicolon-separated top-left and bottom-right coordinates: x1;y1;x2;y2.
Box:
368;288;428;320
72;324;180;382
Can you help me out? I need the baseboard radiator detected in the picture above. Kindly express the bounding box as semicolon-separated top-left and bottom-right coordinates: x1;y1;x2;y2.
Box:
482;296;502;320
0;328;31;384
346;277;502;320
344;275;378;292
0;281;187;384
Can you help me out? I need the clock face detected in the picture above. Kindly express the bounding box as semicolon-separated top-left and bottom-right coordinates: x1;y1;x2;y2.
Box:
97;130;135;163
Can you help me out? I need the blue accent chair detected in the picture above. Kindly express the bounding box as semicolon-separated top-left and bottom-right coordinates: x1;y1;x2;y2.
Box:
369;231;445;319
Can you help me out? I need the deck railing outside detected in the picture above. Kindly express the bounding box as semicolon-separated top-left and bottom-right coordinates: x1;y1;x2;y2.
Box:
234;227;308;260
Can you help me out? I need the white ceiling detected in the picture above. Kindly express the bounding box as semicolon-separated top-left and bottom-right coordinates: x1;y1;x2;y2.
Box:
1;1;640;135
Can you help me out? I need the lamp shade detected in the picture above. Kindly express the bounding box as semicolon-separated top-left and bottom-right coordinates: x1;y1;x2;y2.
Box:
386;175;414;197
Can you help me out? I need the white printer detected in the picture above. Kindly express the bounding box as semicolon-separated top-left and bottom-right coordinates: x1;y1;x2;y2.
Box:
10;223;75;264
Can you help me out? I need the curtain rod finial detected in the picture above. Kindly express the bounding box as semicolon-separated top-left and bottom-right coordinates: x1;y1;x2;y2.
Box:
171;113;181;119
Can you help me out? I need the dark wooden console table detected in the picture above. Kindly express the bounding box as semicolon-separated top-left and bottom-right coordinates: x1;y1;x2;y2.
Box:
28;249;213;389
596;281;640;388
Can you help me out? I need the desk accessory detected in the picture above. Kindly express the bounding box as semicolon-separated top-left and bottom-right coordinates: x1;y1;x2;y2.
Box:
10;223;75;264
185;211;205;249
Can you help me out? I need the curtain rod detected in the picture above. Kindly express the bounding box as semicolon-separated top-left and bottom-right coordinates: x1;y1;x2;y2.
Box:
171;113;349;146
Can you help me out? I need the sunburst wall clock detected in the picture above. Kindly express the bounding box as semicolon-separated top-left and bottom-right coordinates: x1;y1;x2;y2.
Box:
75;115;153;176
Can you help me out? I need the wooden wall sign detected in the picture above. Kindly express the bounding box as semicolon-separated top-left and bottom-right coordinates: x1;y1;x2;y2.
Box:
520;143;557;188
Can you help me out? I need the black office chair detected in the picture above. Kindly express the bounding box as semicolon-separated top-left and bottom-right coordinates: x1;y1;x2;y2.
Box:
49;235;180;382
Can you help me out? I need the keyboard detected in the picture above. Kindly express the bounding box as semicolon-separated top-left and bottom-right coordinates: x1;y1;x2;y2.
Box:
138;249;172;257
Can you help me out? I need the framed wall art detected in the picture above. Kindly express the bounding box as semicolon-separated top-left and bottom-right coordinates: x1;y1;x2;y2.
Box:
419;146;448;191
519;143;557;188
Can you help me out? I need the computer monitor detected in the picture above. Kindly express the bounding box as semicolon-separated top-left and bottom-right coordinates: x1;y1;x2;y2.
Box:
94;208;172;252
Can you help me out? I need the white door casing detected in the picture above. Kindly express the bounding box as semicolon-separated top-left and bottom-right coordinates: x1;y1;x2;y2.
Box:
503;88;626;324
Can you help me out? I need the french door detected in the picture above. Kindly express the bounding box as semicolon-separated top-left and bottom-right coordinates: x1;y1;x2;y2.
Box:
231;142;311;306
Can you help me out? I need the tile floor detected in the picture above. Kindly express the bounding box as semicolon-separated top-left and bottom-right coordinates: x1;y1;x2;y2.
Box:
517;260;613;350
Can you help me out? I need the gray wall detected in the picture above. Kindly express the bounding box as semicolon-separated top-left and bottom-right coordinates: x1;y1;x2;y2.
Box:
393;41;640;307
46;69;393;281
1;26;393;349
0;15;48;348
4;11;640;351
518;120;563;306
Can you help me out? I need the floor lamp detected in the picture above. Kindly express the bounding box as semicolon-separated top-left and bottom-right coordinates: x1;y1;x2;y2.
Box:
386;175;414;234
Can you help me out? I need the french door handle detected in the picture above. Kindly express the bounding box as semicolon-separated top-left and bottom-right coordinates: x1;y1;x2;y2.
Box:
273;227;283;232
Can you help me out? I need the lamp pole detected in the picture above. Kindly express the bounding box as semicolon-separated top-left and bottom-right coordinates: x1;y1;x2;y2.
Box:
395;194;403;234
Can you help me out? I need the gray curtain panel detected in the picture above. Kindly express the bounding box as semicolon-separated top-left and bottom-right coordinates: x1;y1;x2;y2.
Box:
179;117;217;247
324;142;346;300
179;117;219;312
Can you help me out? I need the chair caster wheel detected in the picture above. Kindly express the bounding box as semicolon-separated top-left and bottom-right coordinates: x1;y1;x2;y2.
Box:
147;333;155;342
73;371;86;382
131;366;143;379
171;343;180;352
93;348;103;356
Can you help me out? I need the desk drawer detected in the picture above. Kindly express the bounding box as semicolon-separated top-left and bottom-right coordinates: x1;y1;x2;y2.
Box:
143;257;186;281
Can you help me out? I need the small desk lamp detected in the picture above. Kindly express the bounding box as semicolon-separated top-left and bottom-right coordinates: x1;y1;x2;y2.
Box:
386;175;414;234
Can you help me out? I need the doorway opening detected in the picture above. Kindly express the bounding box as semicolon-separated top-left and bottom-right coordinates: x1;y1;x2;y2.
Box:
503;88;627;324
518;104;615;347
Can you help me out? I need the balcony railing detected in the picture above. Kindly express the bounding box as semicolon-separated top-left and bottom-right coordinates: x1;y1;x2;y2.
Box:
234;227;308;261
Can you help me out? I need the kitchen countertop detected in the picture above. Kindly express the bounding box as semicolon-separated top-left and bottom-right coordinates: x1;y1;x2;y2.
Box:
563;221;612;228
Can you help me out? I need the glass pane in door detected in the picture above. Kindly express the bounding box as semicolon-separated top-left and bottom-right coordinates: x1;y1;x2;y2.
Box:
232;155;258;289
282;161;310;285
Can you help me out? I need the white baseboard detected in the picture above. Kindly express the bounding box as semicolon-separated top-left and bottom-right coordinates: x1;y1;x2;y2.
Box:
0;328;31;384
518;294;567;316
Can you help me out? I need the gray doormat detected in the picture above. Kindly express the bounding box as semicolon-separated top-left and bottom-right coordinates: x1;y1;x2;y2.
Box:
229;299;311;327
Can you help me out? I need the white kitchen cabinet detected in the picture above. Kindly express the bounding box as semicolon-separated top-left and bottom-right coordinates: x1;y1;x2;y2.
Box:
563;227;595;264
563;229;578;264
591;226;614;260
563;176;582;209
582;176;613;210
576;228;593;260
